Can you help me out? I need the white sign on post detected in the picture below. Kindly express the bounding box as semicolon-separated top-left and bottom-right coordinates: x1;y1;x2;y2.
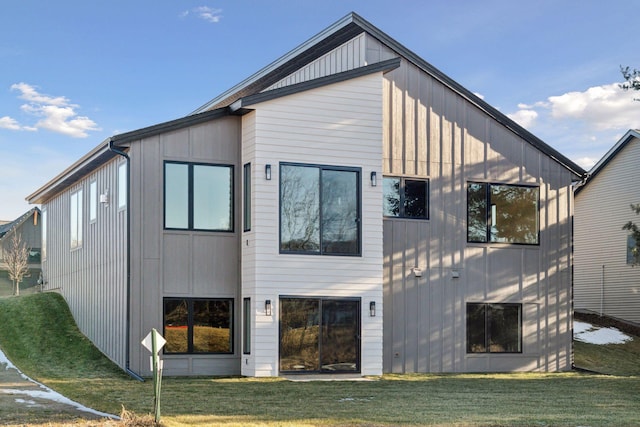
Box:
142;329;166;354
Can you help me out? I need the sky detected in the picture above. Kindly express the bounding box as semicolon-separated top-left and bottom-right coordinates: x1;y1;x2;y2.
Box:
1;0;639;220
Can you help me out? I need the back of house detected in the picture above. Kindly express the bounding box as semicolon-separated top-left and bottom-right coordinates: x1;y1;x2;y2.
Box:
27;13;585;377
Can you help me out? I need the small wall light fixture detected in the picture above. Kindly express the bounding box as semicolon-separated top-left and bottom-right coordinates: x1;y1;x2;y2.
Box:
265;164;272;180
369;301;376;317
265;299;272;316
370;171;377;187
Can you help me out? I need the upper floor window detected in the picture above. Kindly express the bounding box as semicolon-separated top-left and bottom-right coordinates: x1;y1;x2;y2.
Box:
243;163;251;232
89;180;97;222
70;189;83;249
467;303;522;353
164;162;233;232
467;182;539;245
41;209;47;260
118;162;127;210
383;177;429;219
280;163;360;256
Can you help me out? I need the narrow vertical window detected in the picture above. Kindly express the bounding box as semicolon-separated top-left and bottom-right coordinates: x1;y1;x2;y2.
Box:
41;209;47;260
165;163;189;229
243;298;251;354
118;162;127;209
89;180;97;222
70;189;83;249
243;163;251;232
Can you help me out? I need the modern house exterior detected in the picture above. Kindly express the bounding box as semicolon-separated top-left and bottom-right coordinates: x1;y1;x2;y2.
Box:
0;207;42;296
574;129;640;325
27;13;586;378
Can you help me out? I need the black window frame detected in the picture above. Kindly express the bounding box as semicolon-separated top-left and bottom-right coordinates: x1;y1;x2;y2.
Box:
279;162;362;256
243;163;251;232
466;302;523;354
383;176;429;219
163;161;234;232
467;181;540;245
243;297;251;355
163;297;234;355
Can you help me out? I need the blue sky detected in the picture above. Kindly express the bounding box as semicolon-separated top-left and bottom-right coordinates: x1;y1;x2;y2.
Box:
1;0;639;219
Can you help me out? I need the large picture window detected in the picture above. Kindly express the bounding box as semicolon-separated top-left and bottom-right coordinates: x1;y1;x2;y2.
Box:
280;163;360;255
163;298;233;354
383;177;429;219
467;303;522;353
164;162;233;231
467;182;539;244
70;189;83;249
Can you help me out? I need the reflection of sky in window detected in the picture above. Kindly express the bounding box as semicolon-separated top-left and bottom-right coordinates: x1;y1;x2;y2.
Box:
165;164;188;228
194;165;231;230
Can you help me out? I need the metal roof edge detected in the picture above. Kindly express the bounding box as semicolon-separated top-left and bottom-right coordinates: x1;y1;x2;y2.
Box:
575;129;640;195
26;140;114;204
231;57;401;112
349;13;587;178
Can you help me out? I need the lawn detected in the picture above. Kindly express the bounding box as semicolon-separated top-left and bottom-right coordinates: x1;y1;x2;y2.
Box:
1;293;639;426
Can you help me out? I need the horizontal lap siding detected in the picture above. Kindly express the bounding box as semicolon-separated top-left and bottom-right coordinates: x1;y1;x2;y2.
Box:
41;158;128;368
382;59;573;373
575;137;640;324
244;74;384;376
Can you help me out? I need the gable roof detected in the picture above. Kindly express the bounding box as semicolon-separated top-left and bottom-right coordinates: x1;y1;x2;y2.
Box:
0;208;40;240
575;129;640;195
27;12;586;205
192;11;586;179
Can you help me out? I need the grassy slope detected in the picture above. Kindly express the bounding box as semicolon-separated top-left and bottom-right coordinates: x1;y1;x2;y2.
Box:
1;293;639;427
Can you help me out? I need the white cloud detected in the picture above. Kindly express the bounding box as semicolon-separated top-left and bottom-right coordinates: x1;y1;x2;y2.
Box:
7;83;100;138
547;83;640;131
575;156;597;170
507;108;538;128
0;116;22;131
181;6;222;23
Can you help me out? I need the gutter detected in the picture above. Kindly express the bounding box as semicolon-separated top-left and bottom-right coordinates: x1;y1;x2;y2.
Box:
108;138;144;382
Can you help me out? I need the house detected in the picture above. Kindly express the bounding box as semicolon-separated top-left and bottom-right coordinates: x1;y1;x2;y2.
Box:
574;129;640;325
26;13;585;377
0;207;42;296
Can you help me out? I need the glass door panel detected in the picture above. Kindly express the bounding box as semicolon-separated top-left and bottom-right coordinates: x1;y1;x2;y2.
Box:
320;299;359;372
279;298;320;371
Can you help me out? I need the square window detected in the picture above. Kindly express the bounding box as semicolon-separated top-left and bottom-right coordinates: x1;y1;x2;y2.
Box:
466;303;522;353
164;162;233;232
467;182;539;245
383;177;429;219
280;163;360;255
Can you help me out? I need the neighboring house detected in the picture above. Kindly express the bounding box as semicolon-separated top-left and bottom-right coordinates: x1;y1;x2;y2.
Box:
26;13;585;378
0;208;42;295
574;129;640;325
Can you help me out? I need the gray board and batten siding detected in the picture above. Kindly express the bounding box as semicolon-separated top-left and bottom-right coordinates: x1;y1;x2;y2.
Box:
366;36;578;372
127;115;242;375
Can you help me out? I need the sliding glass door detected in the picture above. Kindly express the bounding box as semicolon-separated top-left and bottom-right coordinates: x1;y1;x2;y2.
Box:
280;297;360;373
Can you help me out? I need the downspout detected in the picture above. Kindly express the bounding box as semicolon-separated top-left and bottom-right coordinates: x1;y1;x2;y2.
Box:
108;138;144;382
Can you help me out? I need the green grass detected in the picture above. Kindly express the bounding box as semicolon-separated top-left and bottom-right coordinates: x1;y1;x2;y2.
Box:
1;293;640;426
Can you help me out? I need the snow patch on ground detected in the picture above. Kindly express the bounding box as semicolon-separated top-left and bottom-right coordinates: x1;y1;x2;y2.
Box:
574;321;633;345
0;347;118;419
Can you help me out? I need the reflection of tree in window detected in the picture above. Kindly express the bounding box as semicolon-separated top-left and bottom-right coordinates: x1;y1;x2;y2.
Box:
383;178;400;216
322;170;358;254
467;183;488;242
280;165;320;252
466;303;521;353
404;179;427;218
491;185;538;244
